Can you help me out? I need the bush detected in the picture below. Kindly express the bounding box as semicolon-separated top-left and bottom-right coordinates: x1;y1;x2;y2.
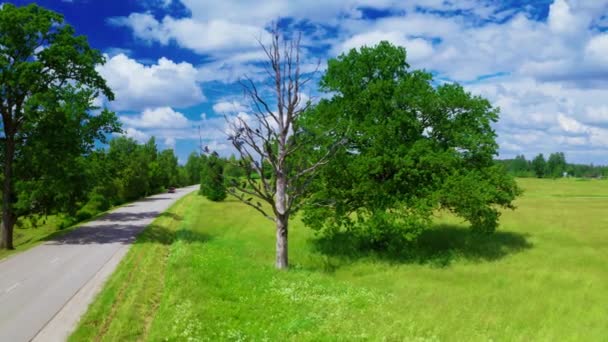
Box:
88;192;111;211
75;207;96;221
74;191;111;222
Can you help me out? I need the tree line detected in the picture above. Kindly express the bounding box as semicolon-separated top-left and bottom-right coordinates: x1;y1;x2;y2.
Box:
497;153;608;178
2;134;198;234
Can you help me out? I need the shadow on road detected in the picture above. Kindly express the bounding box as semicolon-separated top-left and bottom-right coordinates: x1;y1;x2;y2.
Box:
46;210;162;246
122;197;174;207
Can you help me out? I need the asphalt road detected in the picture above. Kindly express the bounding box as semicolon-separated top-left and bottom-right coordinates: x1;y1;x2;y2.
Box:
0;185;198;342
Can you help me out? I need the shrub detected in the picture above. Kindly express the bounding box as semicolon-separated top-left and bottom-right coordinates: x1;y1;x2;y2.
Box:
75;207;96;221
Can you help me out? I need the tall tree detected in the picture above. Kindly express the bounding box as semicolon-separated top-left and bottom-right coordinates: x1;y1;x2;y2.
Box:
158;149;179;188
532;154;547;178
300;42;520;245
223;30;332;269
547;152;567;178
199;153;226;202
511;154;530;176
185;152;202;185
0;4;116;249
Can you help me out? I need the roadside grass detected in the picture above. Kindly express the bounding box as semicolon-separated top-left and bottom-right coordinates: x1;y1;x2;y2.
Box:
0;214;90;260
72;178;608;341
69;195;194;342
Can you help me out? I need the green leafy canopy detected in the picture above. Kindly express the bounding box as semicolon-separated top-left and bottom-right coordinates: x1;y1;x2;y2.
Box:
300;41;521;247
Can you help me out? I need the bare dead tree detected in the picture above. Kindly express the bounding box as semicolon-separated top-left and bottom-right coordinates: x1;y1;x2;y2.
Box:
223;29;336;270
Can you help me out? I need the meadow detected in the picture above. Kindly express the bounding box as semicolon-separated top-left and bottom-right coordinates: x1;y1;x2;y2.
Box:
71;178;608;341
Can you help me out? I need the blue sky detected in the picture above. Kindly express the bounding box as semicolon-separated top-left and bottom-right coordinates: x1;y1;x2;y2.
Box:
10;0;608;164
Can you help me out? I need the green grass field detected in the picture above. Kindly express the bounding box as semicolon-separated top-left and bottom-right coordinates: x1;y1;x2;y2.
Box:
71;178;608;341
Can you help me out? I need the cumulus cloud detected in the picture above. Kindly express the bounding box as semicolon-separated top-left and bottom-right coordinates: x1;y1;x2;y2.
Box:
335;31;433;63
110;13;261;56
120;107;191;129
212;100;249;114
97;53;204;111
468;76;608;162
121;127;149;143
113;0;608;163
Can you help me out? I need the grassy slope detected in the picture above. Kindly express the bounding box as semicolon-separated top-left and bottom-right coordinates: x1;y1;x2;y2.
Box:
72;178;608;341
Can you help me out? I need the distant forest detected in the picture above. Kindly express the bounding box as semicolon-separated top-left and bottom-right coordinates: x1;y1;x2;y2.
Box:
497;152;608;178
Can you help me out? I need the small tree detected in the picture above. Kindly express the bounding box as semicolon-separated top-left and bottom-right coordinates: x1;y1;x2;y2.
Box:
200;153;226;202
222;30;334;270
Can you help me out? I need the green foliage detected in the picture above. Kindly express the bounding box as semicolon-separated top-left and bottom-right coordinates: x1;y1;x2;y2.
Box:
300;41;520;247
104;137;182;202
200;154;226;202
498;153;607;179
184;152;204;185
546;152;567;178
500;154;533;177
0;3;118;248
223;154;246;180
532;153;547;178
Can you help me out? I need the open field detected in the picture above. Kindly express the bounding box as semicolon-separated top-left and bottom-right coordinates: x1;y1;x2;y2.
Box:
71;178;608;341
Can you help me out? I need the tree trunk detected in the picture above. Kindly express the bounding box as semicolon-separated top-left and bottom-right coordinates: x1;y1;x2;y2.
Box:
275;214;288;269
1;137;15;250
275;172;288;269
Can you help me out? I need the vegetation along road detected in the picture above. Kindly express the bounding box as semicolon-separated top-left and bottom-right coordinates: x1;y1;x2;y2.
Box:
0;186;198;342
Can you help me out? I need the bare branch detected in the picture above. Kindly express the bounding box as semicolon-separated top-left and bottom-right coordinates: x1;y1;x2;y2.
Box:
227;188;274;221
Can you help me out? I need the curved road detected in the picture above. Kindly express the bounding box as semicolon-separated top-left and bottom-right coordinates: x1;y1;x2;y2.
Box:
0;185;198;342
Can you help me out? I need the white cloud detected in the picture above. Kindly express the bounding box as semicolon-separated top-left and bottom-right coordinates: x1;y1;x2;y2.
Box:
97;53;204;111
120;107;191;129
557;113;588;135
335;31;434;63
164;137;176;148
585;34;608;67
212;100;249;114
121;127;149;143
548;0;590;35
110;13;261;56
113;0;608;163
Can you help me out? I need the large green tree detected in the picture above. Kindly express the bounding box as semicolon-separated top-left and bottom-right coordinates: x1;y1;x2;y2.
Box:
0;3;117;249
300;42;520;246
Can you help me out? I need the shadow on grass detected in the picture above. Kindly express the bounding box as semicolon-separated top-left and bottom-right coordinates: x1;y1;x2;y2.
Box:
136;225;213;246
310;224;533;269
